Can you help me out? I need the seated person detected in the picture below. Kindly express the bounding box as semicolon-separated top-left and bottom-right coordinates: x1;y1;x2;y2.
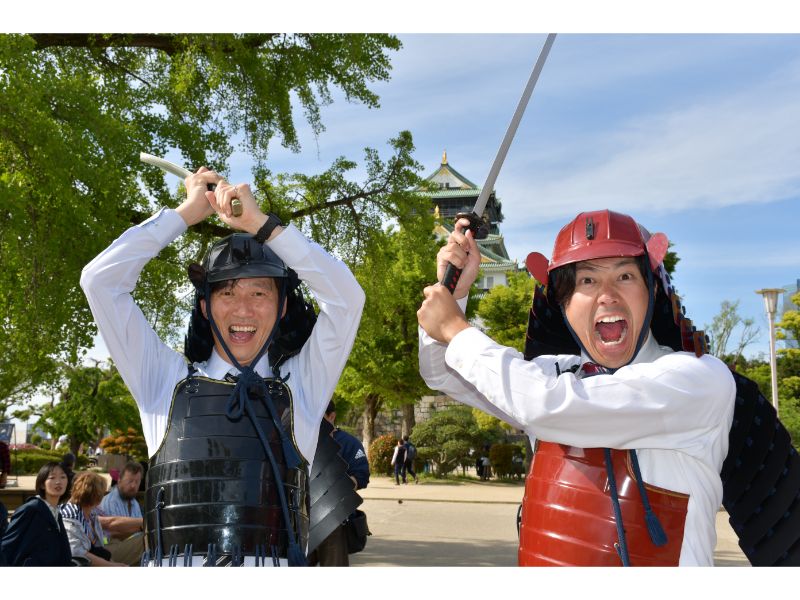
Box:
60;471;127;566
98;461;145;566
1;462;72;566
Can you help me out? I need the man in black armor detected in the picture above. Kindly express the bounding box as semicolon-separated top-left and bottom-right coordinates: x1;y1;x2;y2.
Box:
81;167;364;566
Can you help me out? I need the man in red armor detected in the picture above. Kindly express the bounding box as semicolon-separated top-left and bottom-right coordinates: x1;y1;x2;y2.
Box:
417;210;736;566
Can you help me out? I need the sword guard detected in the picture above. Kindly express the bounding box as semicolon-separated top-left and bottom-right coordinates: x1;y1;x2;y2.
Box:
454;211;489;240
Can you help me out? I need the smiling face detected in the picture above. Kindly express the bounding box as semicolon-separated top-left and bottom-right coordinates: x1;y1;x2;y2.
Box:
563;257;651;369
201;277;286;367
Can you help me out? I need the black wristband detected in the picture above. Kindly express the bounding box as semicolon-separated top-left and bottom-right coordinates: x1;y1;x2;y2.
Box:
254;213;283;244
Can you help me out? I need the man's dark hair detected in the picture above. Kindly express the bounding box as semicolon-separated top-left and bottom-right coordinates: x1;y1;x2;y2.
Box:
35;462;70;504
403;435;409;442
325;400;336;416
550;255;649;307
61;453;75;468
184;271;317;368
121;461;144;479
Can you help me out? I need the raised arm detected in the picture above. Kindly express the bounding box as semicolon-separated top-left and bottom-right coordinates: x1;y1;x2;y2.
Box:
206;180;365;435
80;168;222;452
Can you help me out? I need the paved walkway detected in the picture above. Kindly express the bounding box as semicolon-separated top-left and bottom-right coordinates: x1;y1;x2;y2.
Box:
5;474;749;566
351;475;749;567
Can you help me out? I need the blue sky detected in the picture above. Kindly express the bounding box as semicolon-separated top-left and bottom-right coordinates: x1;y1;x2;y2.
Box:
221;33;800;359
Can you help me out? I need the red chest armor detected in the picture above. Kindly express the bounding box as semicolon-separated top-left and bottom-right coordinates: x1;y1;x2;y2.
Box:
518;442;689;566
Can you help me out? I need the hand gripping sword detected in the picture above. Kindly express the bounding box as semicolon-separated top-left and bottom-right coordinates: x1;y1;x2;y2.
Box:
440;33;556;293
139;152;243;217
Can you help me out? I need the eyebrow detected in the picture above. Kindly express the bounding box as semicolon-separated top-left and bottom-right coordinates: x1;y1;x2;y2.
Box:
576;258;638;272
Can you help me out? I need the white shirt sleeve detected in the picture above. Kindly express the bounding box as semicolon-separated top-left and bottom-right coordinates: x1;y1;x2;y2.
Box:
80;208;195;453
247;225;365;463
439;326;735;453
81;212;364;462
418;296;528;430
420;307;735;454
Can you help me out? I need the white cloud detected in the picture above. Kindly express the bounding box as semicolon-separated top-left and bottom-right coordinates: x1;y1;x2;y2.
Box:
496;56;800;227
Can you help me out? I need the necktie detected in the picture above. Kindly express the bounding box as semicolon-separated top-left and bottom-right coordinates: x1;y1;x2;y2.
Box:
578;362;610;378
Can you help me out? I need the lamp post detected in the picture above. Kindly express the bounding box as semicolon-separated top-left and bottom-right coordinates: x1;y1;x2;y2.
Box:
755;288;784;415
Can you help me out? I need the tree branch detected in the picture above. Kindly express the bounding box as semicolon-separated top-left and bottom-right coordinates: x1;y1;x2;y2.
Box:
29;33;279;56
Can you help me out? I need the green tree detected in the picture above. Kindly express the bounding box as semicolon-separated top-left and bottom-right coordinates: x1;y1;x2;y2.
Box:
471;407;512;442
476;270;534;352
35;363;142;455
0;33;422;409
336;218;439;450
775;292;800;442
409;406;482;477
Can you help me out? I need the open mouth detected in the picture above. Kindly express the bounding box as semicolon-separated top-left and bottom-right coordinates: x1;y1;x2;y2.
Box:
594;315;628;346
229;325;257;343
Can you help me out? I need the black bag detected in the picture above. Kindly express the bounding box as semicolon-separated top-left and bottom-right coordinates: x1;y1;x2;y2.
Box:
344;510;371;554
90;545;113;561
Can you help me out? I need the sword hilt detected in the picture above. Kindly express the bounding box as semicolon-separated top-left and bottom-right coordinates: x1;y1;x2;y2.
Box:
440;212;489;295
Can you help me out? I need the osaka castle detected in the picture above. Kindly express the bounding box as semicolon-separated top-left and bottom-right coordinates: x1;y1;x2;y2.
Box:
421;151;518;294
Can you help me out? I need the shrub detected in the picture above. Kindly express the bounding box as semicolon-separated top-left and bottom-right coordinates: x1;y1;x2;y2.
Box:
100;427;148;462
368;434;397;476
9;448;65;474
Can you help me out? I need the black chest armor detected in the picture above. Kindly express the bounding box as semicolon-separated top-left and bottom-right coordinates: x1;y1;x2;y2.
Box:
145;375;310;559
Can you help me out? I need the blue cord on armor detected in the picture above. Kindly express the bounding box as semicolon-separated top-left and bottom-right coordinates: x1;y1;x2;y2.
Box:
204;279;307;566
629;449;668;546
603;448;631;566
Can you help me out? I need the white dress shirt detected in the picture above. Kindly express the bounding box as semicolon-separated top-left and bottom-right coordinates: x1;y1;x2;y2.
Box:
418;297;736;566
81;208;365;469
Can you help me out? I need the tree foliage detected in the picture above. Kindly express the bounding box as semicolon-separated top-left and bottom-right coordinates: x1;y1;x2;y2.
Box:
33;363;141;455
336;218;439;449
99;427;148;463
734;293;800;443
476;270;534;352
0;33;418;403
409;406;482;477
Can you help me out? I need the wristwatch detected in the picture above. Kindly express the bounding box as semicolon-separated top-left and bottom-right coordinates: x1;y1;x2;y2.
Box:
254;213;283;244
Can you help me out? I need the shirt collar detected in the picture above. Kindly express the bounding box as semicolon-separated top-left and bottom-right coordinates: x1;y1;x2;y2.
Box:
205;348;272;380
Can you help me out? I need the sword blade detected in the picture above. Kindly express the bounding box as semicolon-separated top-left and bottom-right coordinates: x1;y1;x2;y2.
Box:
471;33;556;218
139;152;193;179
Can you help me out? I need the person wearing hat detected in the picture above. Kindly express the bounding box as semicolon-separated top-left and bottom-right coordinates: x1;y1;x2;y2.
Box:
81;167;364;566
417;210;736;566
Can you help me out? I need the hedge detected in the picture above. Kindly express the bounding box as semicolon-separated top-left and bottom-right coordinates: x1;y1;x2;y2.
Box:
9;448;90;475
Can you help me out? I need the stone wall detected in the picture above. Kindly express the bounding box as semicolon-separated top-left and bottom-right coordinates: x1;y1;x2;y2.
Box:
350;395;459;441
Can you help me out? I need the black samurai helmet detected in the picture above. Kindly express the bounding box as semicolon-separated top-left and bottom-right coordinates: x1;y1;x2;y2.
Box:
184;233;317;369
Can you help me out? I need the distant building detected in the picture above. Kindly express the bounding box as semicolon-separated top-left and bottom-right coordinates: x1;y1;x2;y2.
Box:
421;152;519;296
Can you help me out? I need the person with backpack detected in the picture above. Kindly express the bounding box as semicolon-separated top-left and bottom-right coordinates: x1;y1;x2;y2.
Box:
402;435;418;484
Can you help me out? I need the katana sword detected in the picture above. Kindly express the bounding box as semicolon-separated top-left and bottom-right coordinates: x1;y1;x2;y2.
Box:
139;152;243;217
440;33;557;293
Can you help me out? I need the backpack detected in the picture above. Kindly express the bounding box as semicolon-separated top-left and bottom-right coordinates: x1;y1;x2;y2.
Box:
406;442;417;461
